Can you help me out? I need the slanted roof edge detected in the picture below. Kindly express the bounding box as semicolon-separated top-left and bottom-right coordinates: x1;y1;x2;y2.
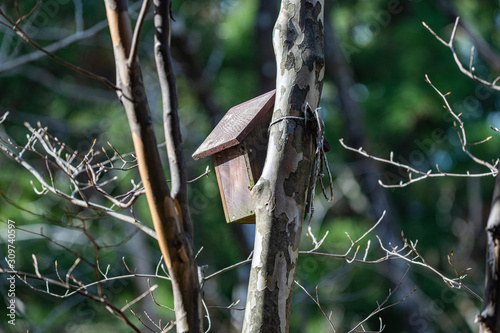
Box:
192;90;276;160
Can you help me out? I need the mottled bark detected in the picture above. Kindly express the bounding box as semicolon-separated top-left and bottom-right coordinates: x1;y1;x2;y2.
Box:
242;1;324;332
104;1;202;331
477;176;500;333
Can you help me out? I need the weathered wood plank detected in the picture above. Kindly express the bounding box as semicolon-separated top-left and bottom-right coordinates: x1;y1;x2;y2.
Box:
213;146;255;223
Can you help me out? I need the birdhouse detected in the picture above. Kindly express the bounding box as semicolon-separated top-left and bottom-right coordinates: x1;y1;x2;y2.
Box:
192;90;276;224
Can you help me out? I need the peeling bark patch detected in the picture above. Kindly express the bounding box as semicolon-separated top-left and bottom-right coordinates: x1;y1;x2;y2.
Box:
252;178;273;218
286;23;298;45
252;228;264;268
284;159;310;204
268;252;286;291
266;251;288;332
289;85;309;113
270;123;286;153
301;20;325;72
300;2;325;72
284;52;296;71
299;1;323;30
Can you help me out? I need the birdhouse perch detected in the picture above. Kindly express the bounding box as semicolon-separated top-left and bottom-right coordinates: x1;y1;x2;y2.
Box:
192;90;276;224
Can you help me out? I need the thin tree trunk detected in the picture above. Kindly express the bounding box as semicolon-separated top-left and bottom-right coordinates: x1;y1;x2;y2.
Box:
477;176;500;332
153;0;194;240
242;1;324;332
104;1;202;331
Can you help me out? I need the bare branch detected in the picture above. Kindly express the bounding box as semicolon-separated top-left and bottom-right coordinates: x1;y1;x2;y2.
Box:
376;234;482;301
425;75;498;170
128;0;152;67
121;284;159;312
0;264;142;332
153;0;194;238
202;299;211;333
423;17;500;91
203;255;253;285
298;216;481;302
147;279;174;311
348;267;417;333
13;0;42;26
0;117;157;239
295;282;336;332
187;165;211;184
0;8;117;90
340;75;500;189
341;138;496;188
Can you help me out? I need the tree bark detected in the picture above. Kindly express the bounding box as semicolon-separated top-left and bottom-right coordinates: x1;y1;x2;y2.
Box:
242;1;324;332
104;1;202;332
153;0;194;240
477;175;500;333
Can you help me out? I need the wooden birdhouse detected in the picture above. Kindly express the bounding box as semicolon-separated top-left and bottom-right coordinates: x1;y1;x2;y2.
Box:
192;90;276;224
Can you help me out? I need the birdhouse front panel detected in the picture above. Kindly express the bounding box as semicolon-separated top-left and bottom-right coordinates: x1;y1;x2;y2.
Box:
213;145;255;224
192;90;276;224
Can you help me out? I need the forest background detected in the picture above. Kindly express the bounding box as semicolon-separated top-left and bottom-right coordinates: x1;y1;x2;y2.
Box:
1;0;499;332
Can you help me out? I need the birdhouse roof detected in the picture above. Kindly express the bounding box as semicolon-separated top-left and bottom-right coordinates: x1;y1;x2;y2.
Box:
192;90;275;160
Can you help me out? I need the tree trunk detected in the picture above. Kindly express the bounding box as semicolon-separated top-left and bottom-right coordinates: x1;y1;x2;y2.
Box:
477;176;500;333
242;1;324;332
153;0;194;240
104;1;202;331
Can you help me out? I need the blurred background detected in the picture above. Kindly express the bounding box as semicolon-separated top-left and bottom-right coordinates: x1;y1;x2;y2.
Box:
1;0;499;332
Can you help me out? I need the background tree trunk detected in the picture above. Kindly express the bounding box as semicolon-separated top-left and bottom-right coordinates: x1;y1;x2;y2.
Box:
478;175;500;332
242;1;324;332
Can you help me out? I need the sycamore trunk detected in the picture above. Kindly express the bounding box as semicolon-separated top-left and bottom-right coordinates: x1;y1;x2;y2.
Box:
242;1;325;332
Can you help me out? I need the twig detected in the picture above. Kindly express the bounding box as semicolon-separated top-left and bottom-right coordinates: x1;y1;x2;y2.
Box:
187;165;211;183
0;8;117;90
14;0;41;26
202;299;211;333
121;284;158;312
207;300;244;311
376;234;482;301
128;0;152;67
423;17;500;91
147;279;174;311
0;263;171;300
295;282;336;332
348;267;417;333
202;252;253;284
0;264;142;332
0;120;157;239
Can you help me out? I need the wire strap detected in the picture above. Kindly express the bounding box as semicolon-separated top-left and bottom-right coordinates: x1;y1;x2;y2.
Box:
269;103;334;236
